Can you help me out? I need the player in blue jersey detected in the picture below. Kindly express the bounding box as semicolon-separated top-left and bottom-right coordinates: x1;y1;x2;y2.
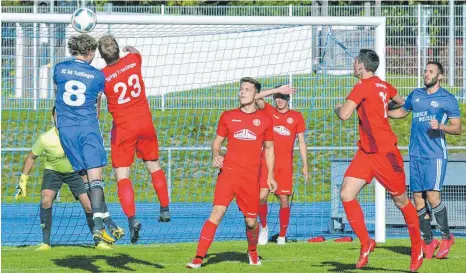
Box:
53;34;122;248
388;61;461;260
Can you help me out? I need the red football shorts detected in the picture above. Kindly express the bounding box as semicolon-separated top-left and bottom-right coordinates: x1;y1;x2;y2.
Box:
213;168;260;218
259;157;293;195
110;116;159;168
345;147;406;196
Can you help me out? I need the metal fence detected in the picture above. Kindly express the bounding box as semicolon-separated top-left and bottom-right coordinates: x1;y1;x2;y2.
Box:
2;2;466;104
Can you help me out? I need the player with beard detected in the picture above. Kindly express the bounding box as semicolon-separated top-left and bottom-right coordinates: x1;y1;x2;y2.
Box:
389;61;461;259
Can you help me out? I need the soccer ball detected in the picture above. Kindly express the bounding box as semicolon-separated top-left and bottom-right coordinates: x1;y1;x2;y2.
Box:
71;8;97;33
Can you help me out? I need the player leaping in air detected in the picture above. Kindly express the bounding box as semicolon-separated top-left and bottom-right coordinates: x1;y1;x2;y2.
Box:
255;86;307;245
187;77;278;268
98;35;171;244
334;49;423;272
53;34;121;248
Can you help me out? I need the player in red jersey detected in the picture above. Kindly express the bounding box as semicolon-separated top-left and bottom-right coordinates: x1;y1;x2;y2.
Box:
98;35;170;244
187;77;277;268
255;88;307;245
334;49;423;272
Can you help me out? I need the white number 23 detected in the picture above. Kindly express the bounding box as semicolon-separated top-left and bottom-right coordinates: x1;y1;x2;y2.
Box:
113;74;141;104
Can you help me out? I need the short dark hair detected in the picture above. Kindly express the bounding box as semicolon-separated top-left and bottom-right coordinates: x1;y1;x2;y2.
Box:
427;61;444;75
240;77;261;92
52;106;56;116
357;49;379;73
272;85;290;101
68;34;97;56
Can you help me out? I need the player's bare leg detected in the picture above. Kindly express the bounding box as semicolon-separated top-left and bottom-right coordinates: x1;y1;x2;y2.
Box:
413;192;438;259
277;194;290;245
392;193;423;272
144;160;170;222
258;188;270;245
426;191;453;259
82;173;119;244
245;217;261;265
36;189;55;251
115;166;141;244
187;205;226;269
340;177;376;269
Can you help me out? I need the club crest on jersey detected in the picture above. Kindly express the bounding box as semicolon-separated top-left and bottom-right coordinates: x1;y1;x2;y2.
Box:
431;101;439;107
253;119;261;126
273;126;291;136
287;117;294;124
234;129;257;140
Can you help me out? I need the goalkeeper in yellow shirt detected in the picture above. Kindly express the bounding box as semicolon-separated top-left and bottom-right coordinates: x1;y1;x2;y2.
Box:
15;106;123;250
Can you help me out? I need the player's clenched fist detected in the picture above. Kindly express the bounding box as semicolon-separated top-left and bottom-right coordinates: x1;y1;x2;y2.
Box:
212;155;224;168
267;176;278;194
430;118;440;130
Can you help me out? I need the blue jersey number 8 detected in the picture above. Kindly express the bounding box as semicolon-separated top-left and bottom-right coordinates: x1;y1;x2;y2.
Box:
63;80;86;106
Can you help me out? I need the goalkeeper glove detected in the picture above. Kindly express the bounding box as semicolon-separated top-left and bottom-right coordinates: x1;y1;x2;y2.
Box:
15;174;29;200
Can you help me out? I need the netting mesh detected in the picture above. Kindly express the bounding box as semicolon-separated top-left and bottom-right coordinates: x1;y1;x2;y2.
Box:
1;19;384;245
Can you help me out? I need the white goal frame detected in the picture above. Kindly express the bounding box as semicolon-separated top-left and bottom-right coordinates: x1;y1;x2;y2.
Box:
2;13;387;243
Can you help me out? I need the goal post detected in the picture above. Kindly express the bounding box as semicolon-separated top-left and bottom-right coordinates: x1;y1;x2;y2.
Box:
2;13;388;244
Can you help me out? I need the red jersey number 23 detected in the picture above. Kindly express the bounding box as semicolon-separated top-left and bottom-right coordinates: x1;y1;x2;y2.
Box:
114;74;141;104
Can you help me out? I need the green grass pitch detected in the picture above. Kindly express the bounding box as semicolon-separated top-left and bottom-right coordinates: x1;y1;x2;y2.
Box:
2;239;466;272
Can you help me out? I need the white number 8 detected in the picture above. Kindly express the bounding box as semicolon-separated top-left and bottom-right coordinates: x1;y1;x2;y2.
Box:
64;80;86;106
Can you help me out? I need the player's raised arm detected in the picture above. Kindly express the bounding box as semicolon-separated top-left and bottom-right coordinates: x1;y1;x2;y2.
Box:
123;46;141;55
255;85;295;109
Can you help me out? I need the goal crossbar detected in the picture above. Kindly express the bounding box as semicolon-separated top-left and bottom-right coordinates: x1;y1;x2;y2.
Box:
2;13;386;26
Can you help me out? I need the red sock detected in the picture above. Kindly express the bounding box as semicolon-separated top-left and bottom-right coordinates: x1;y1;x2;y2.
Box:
400;202;422;248
151;170;169;207
195;220;218;258
279;207;291;237
117;178;135;218
258;203;268;228
342;199;370;246
246;224;259;252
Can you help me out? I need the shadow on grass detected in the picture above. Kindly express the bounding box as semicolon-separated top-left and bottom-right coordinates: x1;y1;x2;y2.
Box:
52;253;164;272
379;245;411;256
203;251;251;267
317;261;410;273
